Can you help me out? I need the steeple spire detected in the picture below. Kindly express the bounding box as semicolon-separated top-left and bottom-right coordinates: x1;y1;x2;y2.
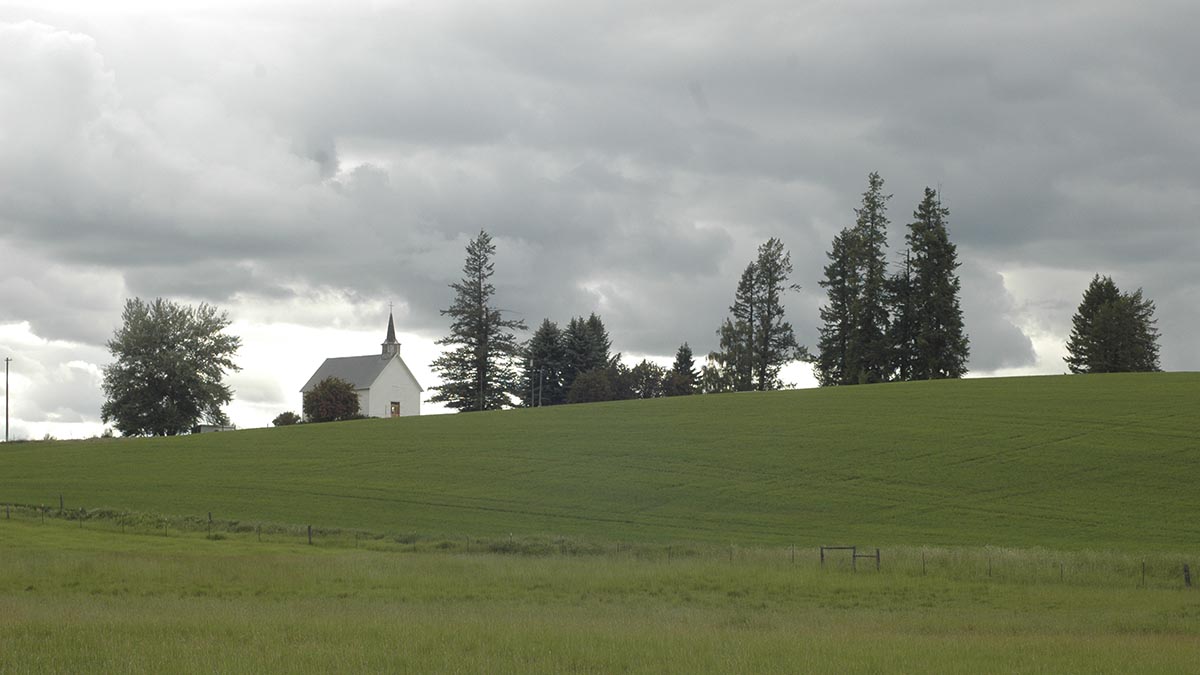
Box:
382;307;400;359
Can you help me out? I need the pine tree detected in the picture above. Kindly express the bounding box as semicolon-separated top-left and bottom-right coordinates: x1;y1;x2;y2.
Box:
664;343;698;396
887;250;920;381
562;313;611;393
430;230;527;411
751;238;802;390
584;314;612;367
719;264;757;391
711;239;804;392
1064;275;1161;373
519;319;566;407
846;171;893;384
815;228;857;386
906;188;969;379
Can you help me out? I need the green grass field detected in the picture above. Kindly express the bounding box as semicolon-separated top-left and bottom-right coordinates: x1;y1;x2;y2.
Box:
3;373;1199;672
5;372;1199;549
2;519;1198;674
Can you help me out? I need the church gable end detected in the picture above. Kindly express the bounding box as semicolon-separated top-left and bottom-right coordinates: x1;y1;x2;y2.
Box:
300;311;422;418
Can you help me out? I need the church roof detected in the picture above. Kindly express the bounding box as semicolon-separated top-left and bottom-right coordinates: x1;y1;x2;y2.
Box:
301;355;392;392
385;312;398;344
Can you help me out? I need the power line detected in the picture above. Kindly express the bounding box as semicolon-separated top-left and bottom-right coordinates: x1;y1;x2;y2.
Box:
4;357;11;443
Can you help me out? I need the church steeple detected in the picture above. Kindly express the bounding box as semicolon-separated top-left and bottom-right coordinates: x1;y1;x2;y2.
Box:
382;309;400;359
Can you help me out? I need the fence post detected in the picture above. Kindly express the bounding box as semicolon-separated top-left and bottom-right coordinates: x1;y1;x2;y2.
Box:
59;494;64;514
875;548;880;571
307;525;312;545
5;503;8;519
791;545;795;565
1141;560;1146;587
922;551;926;575
1185;564;1192;588
208;512;212;535
852;546;857;572
40;506;45;524
257;524;261;542
1060;562;1064;582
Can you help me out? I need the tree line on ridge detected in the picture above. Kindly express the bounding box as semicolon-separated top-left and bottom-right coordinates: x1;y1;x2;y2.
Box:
94;172;1165;434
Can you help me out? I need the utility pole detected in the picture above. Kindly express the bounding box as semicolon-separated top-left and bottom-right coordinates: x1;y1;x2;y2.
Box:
4;357;11;443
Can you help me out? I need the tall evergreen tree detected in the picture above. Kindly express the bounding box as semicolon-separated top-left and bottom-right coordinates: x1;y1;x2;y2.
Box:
584;314;612;366
751;238;802;390
815;228;857;387
716;263;757;391
887;250;920;381
562;313;611;392
1064;275;1161;373
430;230;527;411
664;342;698;396
519;319;567;407
846;171;893;384
711;239;804;391
906;188;969;379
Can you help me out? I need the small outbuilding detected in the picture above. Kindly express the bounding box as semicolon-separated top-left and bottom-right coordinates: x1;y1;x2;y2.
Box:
300;313;423;419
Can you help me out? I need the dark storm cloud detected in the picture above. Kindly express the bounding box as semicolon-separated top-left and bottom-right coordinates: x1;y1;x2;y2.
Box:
1;0;1198;382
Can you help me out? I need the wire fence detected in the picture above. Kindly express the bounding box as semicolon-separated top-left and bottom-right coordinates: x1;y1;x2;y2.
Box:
2;499;1195;590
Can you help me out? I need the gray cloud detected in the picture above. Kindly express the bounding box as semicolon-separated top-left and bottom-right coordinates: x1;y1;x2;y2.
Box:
1;0;1197;437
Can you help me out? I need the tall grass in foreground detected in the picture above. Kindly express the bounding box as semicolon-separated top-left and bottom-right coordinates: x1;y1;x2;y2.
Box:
3;504;1196;590
2;520;1198;674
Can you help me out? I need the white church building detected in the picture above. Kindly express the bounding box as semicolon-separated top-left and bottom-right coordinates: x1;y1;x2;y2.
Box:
300;313;423;418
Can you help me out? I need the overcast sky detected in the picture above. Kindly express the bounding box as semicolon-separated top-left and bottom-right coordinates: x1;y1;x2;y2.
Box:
1;0;1196;439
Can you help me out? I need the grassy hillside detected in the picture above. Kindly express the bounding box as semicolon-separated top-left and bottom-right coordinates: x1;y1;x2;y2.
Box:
4;373;1198;550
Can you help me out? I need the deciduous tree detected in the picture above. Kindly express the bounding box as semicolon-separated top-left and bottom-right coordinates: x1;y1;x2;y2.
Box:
302;377;361;422
101;298;241;436
566;368;615;404
628;360;667;399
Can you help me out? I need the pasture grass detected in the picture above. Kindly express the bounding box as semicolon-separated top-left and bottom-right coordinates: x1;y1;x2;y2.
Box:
2;519;1199;673
3;372;1199;551
3;374;1198;671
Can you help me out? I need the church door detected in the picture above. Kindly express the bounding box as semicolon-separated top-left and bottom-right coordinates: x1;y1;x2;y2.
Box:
390;401;401;417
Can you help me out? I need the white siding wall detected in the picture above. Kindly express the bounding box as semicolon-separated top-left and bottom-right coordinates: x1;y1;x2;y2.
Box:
365;356;422;417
